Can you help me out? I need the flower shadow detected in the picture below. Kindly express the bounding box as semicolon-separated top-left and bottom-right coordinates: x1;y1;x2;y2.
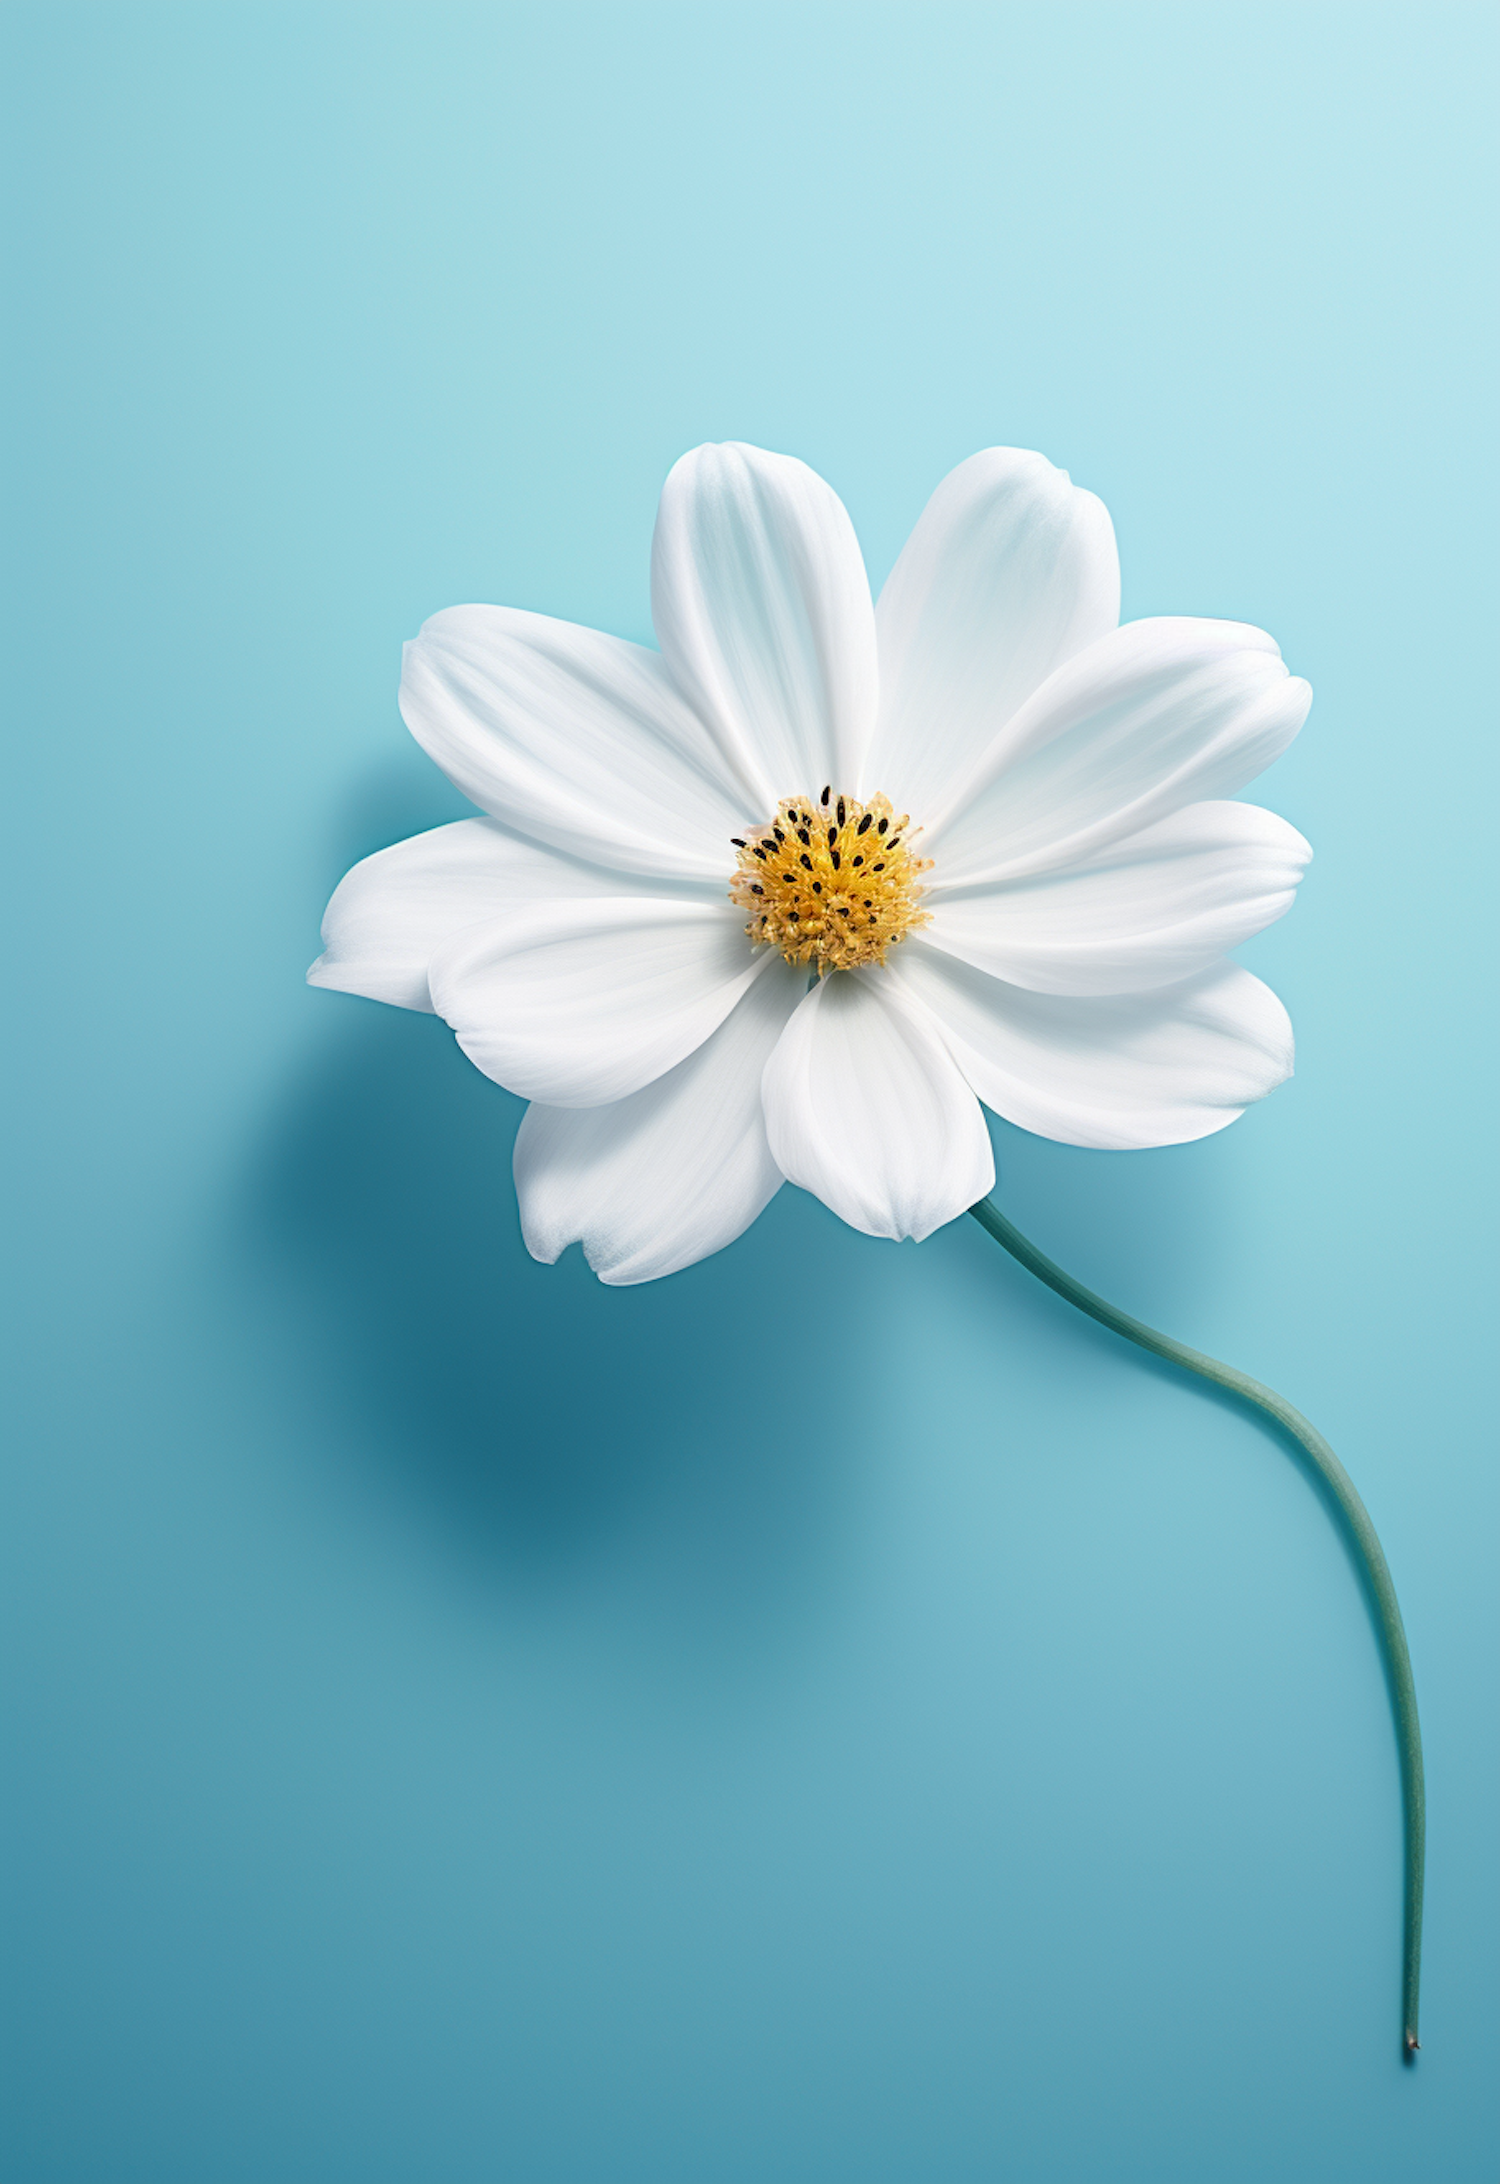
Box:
238;990;872;1652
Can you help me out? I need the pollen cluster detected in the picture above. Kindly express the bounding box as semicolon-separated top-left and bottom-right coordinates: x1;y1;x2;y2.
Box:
729;789;932;973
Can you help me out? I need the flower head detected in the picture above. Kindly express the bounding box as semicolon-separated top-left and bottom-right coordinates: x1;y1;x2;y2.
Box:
311;443;1311;1282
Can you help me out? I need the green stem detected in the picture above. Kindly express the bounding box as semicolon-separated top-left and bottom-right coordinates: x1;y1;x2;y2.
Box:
968;1195;1424;2059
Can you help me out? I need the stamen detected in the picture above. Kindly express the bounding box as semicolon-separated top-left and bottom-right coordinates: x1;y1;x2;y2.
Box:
728;790;932;973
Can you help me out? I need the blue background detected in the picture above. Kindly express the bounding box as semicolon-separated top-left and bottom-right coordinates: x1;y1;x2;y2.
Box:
5;5;1497;2179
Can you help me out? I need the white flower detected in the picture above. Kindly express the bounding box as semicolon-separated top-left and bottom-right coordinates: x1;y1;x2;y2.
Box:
310;444;1311;1284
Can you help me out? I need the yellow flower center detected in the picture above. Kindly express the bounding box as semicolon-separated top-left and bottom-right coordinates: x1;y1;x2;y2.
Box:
729;789;932;973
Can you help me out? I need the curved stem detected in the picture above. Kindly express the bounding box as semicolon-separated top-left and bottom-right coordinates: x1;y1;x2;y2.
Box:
968;1195;1424;2059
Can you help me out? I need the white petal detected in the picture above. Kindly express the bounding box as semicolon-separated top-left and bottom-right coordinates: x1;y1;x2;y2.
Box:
891;942;1293;1149
427;896;766;1108
651;442;878;809
307;818;712;1011
400;606;752;880
761;972;994;1241
925;617;1312;888
925;801;1312;997
867;447;1119;818
514;959;805;1284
